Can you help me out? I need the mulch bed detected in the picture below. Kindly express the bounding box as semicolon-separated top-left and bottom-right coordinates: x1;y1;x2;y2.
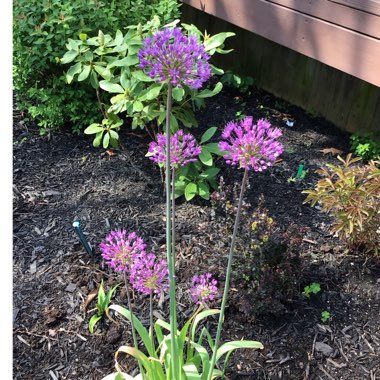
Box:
13;85;380;380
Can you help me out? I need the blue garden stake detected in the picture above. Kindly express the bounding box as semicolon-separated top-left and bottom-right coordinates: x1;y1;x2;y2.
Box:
296;163;305;179
73;221;93;255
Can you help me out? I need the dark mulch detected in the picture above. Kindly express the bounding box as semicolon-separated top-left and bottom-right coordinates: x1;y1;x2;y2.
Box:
13;85;380;380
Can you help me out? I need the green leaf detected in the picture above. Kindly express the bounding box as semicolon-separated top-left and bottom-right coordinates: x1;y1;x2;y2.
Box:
133;101;144;112
216;340;264;362
198;182;210;200
61;50;78;64
200;127;217;144
84;123;103;134
185;183;197;201
204;142;224;156
191;309;220;343
132;70;153;82
172;87;185;102
199;148;213;166
103;132;110;149
107;305;156;357
203;167;220;179
108;55;139;68
99;80;124;94
197;82;223;98
89;314;102;334
83;50;93;62
90;71;99;89
204;32;235;52
93;131;104;147
140;84;162;101
66;62;82;84
182;364;202;380
77;65;91;81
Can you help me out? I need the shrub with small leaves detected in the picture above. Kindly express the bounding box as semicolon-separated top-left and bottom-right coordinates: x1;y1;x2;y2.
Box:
303;154;380;255
350;133;380;163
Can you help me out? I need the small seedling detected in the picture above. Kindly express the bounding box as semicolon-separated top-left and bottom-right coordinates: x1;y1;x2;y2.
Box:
89;280;121;333
302;282;321;298
288;164;308;183
321;310;331;323
235;110;246;121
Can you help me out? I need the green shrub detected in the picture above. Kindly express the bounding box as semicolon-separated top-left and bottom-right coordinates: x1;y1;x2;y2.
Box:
62;22;234;148
350;133;380;162
13;0;181;133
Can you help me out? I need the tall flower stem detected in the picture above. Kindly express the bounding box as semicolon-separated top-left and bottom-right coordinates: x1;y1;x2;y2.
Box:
165;83;180;379
171;167;176;274
206;168;249;380
123;272;145;379
149;293;153;343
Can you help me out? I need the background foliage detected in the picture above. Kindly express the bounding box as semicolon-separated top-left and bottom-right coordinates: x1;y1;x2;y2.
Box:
13;0;181;134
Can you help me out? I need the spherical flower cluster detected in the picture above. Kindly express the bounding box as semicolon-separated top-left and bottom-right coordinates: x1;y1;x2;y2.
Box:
219;116;284;171
100;230;146;272
190;273;218;304
100;230;169;296
138;27;212;89
148;130;201;169
130;253;169;296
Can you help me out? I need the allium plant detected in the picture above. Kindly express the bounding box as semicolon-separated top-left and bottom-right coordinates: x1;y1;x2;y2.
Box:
138;27;212;89
219;117;283;171
190;273;218;304
101;28;266;380
148;130;202;169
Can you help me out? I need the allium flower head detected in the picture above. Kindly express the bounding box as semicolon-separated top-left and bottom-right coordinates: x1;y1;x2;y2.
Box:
130;253;169;295
190;273;218;304
219;116;283;171
100;230;146;273
138;27;211;89
148;130;201;168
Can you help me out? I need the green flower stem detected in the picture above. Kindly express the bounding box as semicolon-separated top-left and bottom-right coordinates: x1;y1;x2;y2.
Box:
149;292;153;343
165;83;180;379
123;272;145;379
171;167;176;275
207;168;249;380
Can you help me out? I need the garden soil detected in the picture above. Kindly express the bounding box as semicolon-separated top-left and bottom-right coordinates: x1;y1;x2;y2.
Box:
13;85;380;380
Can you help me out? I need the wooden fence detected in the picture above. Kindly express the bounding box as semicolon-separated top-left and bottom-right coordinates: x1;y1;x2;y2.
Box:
180;0;380;133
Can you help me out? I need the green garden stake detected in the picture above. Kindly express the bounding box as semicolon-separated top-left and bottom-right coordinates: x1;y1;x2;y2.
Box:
73;221;93;255
296;163;305;179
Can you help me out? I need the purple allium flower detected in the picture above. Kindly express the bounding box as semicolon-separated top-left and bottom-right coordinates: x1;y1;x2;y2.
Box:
138;27;212;89
148;129;201;168
100;230;146;273
130;252;169;295
190;273;218;304
219;116;284;171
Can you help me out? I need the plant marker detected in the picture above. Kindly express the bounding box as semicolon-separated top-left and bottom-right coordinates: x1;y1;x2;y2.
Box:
73;221;93;255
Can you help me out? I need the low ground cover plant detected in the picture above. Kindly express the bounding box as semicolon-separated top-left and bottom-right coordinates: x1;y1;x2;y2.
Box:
350;133;380;162
303;154;380;255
